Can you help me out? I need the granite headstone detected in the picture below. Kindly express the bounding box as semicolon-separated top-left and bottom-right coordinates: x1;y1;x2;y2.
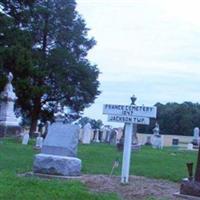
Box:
41;124;79;157
33;104;81;176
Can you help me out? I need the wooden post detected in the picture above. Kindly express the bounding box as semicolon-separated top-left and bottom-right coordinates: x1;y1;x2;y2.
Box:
121;123;133;184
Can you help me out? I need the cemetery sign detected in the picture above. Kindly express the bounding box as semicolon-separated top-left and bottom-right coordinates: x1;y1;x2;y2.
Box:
108;115;150;125
103;104;157;118
103;102;157;184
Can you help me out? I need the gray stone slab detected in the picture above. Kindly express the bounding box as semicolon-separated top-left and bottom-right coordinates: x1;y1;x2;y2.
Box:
174;192;200;200
41;123;80;157
19;172;83;180
33;153;81;176
180;179;200;197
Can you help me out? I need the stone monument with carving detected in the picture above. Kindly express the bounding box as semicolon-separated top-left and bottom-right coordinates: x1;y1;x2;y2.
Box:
151;122;164;149
0;72;21;137
33;103;81;176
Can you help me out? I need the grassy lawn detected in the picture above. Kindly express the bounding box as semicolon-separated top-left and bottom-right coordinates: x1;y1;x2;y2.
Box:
80;143;197;182
0;138;198;199
0;139;119;200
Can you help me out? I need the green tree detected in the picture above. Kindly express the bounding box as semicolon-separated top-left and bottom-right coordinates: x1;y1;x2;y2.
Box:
90;119;103;130
77;117;91;127
0;0;100;135
78;117;103;129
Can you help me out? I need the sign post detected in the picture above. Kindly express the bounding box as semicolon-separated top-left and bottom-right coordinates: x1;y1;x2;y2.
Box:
103;102;157;184
121;123;133;184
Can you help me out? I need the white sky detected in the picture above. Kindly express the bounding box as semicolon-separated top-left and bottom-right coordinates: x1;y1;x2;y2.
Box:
76;0;200;126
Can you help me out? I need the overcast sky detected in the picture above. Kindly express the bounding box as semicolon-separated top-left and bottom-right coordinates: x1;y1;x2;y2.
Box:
76;0;200;125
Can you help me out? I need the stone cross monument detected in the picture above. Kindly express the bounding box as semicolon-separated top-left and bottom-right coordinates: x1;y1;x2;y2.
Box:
0;72;21;137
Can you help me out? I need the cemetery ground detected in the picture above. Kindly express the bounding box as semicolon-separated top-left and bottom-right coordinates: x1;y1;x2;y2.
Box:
0;138;197;200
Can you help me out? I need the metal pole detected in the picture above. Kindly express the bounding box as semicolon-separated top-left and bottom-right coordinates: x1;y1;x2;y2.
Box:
121;123;133;184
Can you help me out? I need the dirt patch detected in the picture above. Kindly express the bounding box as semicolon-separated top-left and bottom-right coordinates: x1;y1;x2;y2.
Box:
80;175;184;200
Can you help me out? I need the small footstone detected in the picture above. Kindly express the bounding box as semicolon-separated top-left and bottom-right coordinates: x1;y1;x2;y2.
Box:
33;153;81;176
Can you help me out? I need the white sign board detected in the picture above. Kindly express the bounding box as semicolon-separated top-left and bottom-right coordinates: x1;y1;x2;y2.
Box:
108;115;150;125
103;104;157;118
103;102;157;184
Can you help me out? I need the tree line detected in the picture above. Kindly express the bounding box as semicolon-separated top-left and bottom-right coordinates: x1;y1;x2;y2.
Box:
0;0;100;136
138;102;200;136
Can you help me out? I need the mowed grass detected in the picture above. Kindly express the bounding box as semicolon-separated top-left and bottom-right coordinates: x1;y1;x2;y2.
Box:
0;139;119;200
79;143;197;182
0;138;198;199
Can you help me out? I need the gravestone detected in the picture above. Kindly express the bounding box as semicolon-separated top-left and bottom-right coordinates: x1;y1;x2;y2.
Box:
0;72;21;137
172;137;179;146
105;128;112;143
145;136;152;145
33;104;81;176
41;124;79;157
116;128;123;144
93;129;100;143
22;133;29;145
101;127;107;142
192;127;199;146
187;143;193;150
151;122;163;149
82;123;92;144
109;129;117;145
98;129;103;142
35;135;43;149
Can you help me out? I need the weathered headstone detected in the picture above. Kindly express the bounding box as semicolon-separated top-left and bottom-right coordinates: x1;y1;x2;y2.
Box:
35;135;43;149
0;72;21;137
192;127;199;146
101;127;107;142
98;129;103;142
82;123;92;144
41;124;79;157
116;128;123;144
33;104;81;176
22;133;29;145
105;128;112;143
93;129;100;143
109;129;117;145
172;137;179;146
145;136;152;146
151;122;163;149
187;143;193;150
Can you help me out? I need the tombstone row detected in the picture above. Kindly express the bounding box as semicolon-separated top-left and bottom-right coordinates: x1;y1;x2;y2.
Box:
81;123;123;145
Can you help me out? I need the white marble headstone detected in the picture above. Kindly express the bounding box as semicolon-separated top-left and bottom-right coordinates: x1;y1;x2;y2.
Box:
193;127;199;139
82;123;92;144
22;133;29;145
151;135;164;149
187;143;193;150
36;136;43;149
